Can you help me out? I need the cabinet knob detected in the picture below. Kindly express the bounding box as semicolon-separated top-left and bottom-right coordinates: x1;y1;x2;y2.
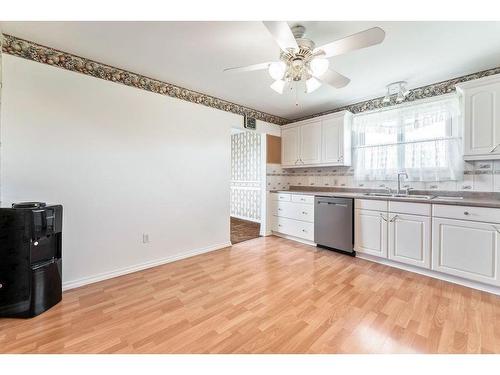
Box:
33;241;39;246
464;211;470;216
302;211;307;214
0;283;3;289
302;229;307;232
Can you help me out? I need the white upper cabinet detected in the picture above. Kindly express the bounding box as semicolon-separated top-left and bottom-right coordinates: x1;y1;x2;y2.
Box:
281;111;352;168
299;121;322;164
281;126;300;166
321;114;352;165
457;75;500;160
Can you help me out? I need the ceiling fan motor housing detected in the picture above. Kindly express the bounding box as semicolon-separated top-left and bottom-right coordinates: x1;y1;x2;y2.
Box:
279;25;317;82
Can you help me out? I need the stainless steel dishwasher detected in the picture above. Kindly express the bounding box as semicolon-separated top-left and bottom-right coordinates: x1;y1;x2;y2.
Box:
314;196;354;255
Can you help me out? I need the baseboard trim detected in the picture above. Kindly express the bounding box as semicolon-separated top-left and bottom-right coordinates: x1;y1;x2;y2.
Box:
271;231;316;246
356;253;500;296
62;241;232;291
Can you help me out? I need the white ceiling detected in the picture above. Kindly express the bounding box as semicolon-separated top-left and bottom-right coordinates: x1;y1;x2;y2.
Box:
2;21;500;120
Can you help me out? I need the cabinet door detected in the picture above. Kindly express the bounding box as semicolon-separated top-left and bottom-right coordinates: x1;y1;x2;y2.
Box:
354;209;388;258
463;84;500;157
388;213;431;269
321;116;343;164
432;218;500;286
299;121;322;165
281;127;300;167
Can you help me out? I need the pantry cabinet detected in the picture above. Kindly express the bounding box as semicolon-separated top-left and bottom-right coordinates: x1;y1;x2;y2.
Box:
457;75;500;160
281;111;352;168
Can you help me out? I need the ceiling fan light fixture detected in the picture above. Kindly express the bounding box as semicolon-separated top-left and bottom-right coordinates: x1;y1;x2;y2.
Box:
310;58;329;77
268;61;287;81
270;80;286;94
306;77;322;93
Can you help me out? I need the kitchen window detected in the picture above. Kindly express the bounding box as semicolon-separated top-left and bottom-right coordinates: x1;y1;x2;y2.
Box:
352;96;462;181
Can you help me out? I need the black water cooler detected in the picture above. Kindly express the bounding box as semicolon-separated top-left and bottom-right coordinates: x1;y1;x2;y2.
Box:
0;202;63;318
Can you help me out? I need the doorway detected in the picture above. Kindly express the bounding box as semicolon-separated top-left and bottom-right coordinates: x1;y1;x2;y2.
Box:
230;128;264;244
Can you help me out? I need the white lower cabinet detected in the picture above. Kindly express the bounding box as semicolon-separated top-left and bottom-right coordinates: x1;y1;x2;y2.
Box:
354;209;388;258
354;200;431;270
270;193;314;242
432;217;500;286
272;216;314;241
388;213;431;269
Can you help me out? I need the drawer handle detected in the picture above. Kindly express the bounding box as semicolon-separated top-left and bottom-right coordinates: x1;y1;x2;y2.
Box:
490;144;500;153
389;214;399;223
380;213;388;222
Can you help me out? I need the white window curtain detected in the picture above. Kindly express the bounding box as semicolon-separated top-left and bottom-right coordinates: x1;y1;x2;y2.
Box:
352;96;462;182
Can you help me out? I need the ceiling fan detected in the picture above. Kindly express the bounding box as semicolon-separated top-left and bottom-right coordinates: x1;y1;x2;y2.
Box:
224;22;385;96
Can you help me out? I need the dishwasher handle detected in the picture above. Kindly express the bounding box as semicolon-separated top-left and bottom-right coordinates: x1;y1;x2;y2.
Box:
317;201;348;207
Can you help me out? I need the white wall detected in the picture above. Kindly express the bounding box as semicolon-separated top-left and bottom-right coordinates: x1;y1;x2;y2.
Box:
1;55;240;288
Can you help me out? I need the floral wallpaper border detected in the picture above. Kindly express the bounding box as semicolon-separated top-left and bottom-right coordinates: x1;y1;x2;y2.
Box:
1;34;289;126
4;33;500;127
291;66;500;122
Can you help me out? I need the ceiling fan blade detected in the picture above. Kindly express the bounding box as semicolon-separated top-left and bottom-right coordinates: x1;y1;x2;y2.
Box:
262;21;299;52
223;62;273;73
317;69;351;89
315;27;385;58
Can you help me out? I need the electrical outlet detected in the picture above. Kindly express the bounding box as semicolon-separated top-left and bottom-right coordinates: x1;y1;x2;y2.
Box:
142;233;149;244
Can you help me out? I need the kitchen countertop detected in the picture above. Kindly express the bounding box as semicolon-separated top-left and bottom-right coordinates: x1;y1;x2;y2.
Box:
270;190;500;208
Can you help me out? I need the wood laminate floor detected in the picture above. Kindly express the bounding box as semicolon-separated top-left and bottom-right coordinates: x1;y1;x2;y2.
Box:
230;217;260;244
1;236;499;354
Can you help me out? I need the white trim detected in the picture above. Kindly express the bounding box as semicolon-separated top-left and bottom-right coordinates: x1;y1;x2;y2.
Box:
283;110;351;128
62;241;232;291
356;253;500;296
230;214;260;223
456;73;500;90
271;232;316;247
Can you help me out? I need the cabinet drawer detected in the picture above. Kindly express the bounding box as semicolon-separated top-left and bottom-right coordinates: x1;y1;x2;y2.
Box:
433;204;500;223
271;193;291;202
388;201;431;216
271;201;314;223
291;194;315;204
355;199;388;211
272;216;314;241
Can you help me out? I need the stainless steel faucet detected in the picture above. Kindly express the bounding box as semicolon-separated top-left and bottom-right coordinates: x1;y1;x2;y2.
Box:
397;172;408;195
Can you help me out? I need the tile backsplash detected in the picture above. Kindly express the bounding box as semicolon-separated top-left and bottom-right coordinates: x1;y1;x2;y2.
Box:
267;161;500;193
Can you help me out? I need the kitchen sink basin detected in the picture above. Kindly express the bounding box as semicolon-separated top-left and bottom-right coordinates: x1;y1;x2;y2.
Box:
363;192;434;200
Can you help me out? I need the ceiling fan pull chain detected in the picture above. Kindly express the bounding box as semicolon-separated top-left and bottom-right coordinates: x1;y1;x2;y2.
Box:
295;81;299;107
